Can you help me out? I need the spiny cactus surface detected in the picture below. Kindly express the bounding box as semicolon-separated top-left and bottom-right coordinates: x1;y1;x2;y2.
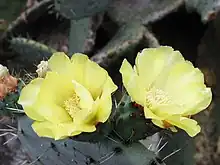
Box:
107;0;183;25
68;18;91;54
18;116;159;165
113;94;161;143
54;0;111;20
185;0;220;22
9;37;56;71
91;22;149;68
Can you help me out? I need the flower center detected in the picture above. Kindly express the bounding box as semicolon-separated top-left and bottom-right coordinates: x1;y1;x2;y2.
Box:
145;87;173;128
63;92;81;120
145;87;171;108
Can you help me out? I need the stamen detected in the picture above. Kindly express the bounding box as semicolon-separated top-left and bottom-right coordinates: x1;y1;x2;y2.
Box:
145;87;173;128
63;92;81;120
145;87;171;108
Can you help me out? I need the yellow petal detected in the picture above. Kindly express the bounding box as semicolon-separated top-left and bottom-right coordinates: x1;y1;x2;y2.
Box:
70;53;88;84
32;121;96;140
35;72;73;123
104;76;118;94
48;52;71;74
34;101;72;123
96;77;117;123
22;106;45;122
18;78;43;106
135;46;184;89
183;87;212;116
82;97;100;124
83;93;109;124
166;116;201;137
84;58;109;99
71;53;114;100
32;121;57;139
144;106;163;120
153;104;183;115
72;79;94;109
152;119;178;132
120;59;146;106
71;80;94;124
164;61;212;115
165;61;205;88
18;78;44;121
38;72;75;105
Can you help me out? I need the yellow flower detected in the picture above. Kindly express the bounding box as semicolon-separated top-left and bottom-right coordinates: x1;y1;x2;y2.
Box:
120;46;212;137
18;52;117;140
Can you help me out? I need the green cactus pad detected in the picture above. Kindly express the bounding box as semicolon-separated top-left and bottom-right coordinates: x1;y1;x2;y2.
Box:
113;94;161;144
91;22;150;70
185;0;220;22
107;0;183;25
158;131;195;165
18;116;160;165
0;0;26;22
54;0;111;20
68;18;91;54
9;37;56;71
70;119;113;143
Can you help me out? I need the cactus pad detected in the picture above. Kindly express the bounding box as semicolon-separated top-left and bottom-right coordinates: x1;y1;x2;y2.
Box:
18;116;160;165
54;0;111;20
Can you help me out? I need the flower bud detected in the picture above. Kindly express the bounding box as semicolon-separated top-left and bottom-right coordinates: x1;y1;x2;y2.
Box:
0;64;18;99
0;64;9;78
36;61;50;78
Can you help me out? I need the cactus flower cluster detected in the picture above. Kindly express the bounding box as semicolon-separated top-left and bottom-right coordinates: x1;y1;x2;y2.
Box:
17;46;212;140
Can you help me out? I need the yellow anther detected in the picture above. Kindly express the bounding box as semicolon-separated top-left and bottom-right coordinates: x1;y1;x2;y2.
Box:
146;87;171;108
63;93;81;120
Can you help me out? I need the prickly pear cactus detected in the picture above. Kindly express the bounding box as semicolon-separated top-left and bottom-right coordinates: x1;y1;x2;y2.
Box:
91;22;152;69
10;37;56;58
107;0;183;25
17;116;159;165
0;0;26;22
54;0;111;20
68;17;97;54
185;0;220;22
8;37;56;71
113;94;160;143
158;131;195;165
0;0;217;164
68;19;90;54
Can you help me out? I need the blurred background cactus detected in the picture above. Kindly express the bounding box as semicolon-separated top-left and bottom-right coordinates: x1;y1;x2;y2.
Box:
1;0;220;165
